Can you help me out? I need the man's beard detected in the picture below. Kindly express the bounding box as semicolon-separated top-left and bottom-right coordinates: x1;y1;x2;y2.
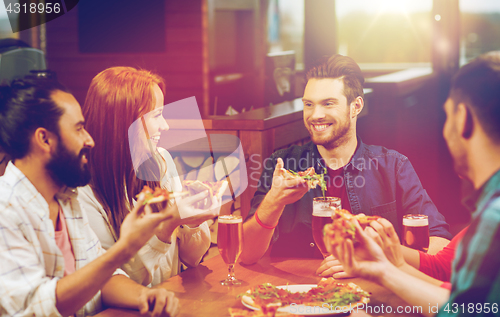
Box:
46;140;91;188
307;113;351;150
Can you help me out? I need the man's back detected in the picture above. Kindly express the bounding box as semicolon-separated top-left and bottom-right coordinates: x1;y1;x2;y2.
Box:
440;170;500;316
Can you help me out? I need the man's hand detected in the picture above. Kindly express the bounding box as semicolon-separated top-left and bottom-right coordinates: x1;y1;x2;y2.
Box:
101;276;180;317
267;158;309;206
138;288;180;317
316;255;354;278
326;220;395;282
118;193;175;257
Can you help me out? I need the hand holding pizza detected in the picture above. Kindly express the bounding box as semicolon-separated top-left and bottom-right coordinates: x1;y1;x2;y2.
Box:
151;190;220;231
118;192;176;257
174;190;222;228
267;158;310;206
365;218;406;268
319;212;382;278
134;185;222;235
327;219;396;283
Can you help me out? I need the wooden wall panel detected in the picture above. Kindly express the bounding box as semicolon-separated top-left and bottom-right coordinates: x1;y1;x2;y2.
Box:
45;0;204;106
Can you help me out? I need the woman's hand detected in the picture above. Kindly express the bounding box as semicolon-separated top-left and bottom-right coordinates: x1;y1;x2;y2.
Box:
174;191;221;228
328;220;395;282
365;218;406;267
154;190;222;243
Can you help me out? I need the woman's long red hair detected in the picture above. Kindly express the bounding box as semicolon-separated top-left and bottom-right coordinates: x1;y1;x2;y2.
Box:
82;67;166;238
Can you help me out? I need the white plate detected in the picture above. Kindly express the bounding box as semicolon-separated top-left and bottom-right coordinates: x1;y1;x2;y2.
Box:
241;284;362;316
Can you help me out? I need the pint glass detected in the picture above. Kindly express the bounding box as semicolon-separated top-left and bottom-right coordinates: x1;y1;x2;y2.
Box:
402;214;429;253
312;197;341;257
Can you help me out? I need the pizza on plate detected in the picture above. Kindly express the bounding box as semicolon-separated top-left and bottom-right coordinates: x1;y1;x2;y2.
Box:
239;277;369;313
228;307;297;317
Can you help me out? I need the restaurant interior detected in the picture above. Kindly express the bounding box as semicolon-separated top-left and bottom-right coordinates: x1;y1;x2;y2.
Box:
1;0;500;315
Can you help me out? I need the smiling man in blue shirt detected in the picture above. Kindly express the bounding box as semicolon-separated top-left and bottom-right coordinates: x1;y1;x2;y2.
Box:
240;54;451;264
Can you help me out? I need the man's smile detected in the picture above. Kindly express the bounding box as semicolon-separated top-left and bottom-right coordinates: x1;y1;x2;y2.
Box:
311;123;332;132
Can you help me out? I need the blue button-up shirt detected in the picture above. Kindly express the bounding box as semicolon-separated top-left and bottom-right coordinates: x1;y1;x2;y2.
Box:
247;139;451;258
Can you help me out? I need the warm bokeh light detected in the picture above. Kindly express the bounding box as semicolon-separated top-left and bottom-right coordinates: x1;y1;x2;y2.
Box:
336;0;432;63
336;0;431;18
374;0;414;15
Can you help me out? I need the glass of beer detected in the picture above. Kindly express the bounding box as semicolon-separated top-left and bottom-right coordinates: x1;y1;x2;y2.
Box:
402;214;429;253
312;197;341;257
217;215;243;285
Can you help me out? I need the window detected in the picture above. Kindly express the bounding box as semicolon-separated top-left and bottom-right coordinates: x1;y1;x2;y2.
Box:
459;0;500;64
0;1;18;40
267;0;304;70
336;0;433;66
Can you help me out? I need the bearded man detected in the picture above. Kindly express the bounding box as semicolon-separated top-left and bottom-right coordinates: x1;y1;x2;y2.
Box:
0;76;179;316
241;54;451;264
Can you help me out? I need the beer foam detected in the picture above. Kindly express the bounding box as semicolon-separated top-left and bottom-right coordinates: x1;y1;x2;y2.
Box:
403;217;428;227
219;215;242;223
312;210;333;217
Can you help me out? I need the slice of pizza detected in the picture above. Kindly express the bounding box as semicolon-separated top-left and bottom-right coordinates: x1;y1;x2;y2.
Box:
330;216;356;244
333;209;380;227
240;283;287;309
306;278;370;310
136;185;170;205
326;209;380;246
282;167;326;192
182;180;229;209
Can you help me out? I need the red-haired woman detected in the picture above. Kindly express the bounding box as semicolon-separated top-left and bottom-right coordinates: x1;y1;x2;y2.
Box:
78;67;214;286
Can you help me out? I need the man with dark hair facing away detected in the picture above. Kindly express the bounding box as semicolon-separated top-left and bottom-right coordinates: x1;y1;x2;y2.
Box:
326;50;500;317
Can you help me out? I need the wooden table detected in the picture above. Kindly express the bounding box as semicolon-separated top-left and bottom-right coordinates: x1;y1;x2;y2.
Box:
95;255;423;317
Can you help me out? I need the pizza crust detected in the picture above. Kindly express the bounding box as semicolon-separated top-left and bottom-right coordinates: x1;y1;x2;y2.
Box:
145;196;168;204
240;295;257;309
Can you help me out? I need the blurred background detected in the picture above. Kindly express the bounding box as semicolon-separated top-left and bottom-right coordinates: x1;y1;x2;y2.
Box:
2;0;499;234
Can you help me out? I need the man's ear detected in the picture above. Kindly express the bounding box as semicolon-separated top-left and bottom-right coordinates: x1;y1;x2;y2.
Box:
351;96;364;118
32;127;57;154
457;103;474;139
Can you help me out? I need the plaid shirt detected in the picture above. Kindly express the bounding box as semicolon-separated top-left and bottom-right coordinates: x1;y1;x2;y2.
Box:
438;169;500;316
0;162;110;316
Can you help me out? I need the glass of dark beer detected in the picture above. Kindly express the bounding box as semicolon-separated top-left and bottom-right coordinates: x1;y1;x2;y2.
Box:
312;197;341;257
402;214;429;253
217;215;243;285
